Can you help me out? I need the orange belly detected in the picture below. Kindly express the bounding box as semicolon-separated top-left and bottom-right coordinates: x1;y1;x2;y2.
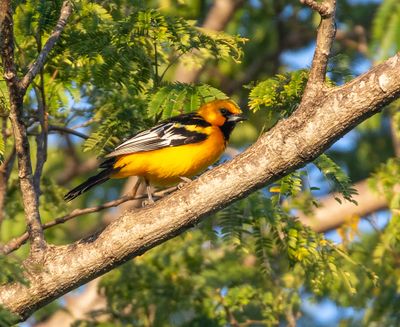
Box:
111;127;226;186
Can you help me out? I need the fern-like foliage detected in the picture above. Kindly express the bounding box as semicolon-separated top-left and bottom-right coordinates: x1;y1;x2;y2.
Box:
371;0;400;60
248;70;308;119
0;255;27;285
369;158;400;209
147;83;228;119
83;94;149;156
58;5;244;155
214;191;367;296
313;154;358;204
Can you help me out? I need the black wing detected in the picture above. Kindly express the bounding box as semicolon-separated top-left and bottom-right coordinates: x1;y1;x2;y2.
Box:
105;113;210;157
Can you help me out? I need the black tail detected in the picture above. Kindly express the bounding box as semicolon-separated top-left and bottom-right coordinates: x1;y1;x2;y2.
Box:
64;160;119;202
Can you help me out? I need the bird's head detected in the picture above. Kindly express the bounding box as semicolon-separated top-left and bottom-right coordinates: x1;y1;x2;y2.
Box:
197;99;245;127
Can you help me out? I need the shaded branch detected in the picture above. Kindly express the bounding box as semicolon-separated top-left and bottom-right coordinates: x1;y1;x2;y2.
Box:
19;1;73;91
1;186;178;255
34;279;106;327
49;125;89;140
1;1;73;256
0;146;15;228
33;84;48;194
298;180;387;232
0;0;19;87
1;0;45;255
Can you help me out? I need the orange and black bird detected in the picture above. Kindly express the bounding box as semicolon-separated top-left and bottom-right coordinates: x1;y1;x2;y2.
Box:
64;99;245;203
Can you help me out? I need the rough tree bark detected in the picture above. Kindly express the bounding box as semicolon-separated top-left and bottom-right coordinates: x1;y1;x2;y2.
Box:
1;0;400;322
1;42;400;326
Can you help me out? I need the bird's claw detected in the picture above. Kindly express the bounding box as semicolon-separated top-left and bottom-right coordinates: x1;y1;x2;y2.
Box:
142;198;155;207
178;176;192;189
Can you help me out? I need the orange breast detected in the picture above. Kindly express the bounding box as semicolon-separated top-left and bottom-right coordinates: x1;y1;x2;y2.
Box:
111;126;226;186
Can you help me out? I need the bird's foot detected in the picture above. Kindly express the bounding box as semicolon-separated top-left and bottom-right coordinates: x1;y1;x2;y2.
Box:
142;197;155;207
178;176;192;189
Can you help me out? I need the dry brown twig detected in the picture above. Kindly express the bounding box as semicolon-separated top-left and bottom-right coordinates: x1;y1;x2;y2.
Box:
49;125;90;140
1;186;178;255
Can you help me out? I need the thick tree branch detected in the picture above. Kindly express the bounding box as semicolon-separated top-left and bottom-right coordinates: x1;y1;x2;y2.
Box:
34;279;106;327
0;0;19;87
19;1;72;91
298;180;387;232
1;52;400;321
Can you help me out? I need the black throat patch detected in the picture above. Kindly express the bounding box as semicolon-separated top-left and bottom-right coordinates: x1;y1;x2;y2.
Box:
219;121;236;141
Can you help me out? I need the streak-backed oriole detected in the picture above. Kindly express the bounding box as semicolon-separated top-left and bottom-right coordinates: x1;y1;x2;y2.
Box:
64;99;245;202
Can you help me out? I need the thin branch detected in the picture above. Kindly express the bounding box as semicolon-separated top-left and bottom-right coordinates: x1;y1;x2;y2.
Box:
1;0;46;255
300;0;336;92
1;186;178;255
0;146;15;229
33;83;48;194
49;125;89;140
19;1;72;91
70;117;95;130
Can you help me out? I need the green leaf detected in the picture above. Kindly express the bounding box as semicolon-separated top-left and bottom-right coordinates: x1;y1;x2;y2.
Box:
147;83;228;118
248;70;308;117
371;0;400;60
313;154;358;204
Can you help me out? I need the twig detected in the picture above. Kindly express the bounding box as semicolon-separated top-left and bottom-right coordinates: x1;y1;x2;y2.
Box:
300;0;336;92
33;83;48;194
19;1;73;91
0;146;15;229
1;186;178;255
49;125;89;140
70;117;96;130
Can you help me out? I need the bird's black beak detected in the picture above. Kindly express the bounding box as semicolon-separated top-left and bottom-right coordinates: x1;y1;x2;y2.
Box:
227;114;247;123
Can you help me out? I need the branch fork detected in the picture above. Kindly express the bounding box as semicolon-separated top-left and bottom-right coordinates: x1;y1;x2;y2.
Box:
300;0;334;18
299;0;336;99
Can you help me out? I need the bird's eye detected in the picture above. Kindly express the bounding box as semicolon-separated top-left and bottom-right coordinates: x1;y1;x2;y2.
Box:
220;108;229;116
